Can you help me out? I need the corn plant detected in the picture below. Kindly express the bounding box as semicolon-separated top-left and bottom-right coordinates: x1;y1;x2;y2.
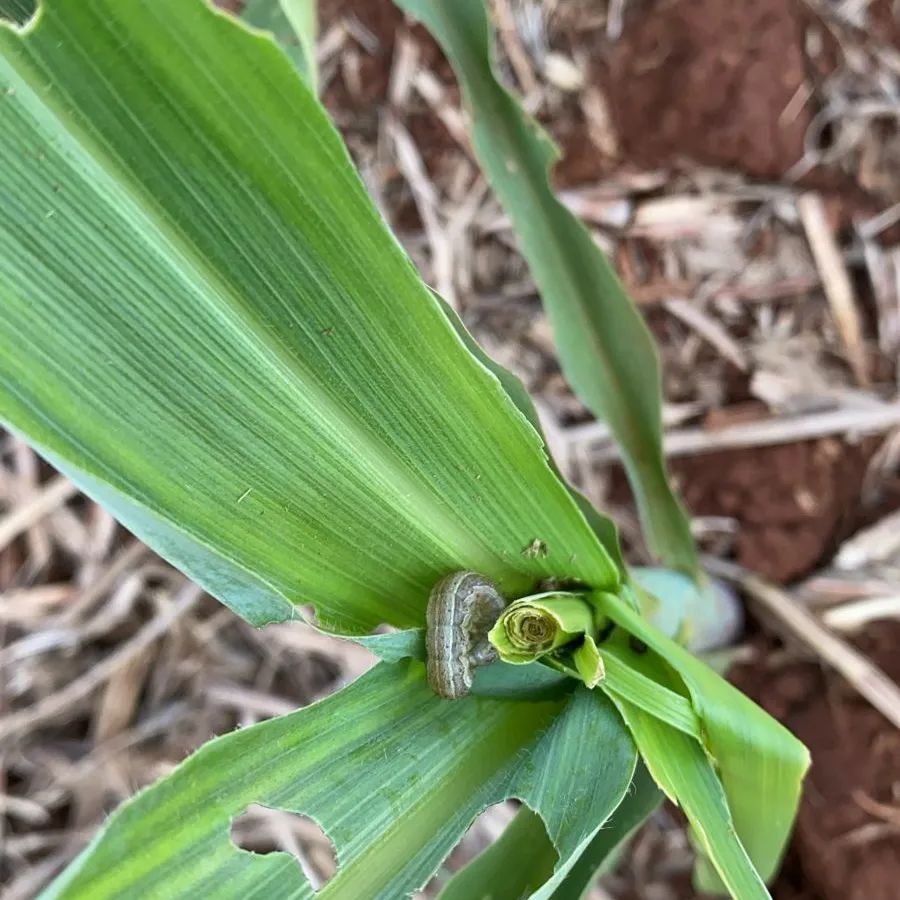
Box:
0;1;809;898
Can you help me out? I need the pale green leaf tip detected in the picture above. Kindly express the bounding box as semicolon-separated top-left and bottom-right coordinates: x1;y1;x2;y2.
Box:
573;635;605;689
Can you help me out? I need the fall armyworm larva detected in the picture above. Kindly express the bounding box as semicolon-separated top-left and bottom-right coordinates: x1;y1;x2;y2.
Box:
425;571;505;699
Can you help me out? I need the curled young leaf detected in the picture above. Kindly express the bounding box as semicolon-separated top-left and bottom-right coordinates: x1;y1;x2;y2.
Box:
490;594;591;661
488;593;605;688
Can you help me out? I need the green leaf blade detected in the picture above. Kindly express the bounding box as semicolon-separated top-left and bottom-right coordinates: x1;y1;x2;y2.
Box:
393;0;697;576
435;292;629;579
44;662;637;900
439;693;656;900
0;0;619;635
550;762;662;900
597;593;809;888
612;698;770;900
0;0;33;24
601;642;702;739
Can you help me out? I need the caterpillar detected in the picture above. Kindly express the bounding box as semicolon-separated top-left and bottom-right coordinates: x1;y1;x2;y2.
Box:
425;571;505;699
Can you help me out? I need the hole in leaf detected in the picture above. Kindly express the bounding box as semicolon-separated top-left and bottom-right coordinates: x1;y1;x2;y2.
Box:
0;0;36;27
421;800;522;894
231;803;336;890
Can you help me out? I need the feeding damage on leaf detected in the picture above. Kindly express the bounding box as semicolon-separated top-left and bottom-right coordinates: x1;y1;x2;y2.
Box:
521;537;548;559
